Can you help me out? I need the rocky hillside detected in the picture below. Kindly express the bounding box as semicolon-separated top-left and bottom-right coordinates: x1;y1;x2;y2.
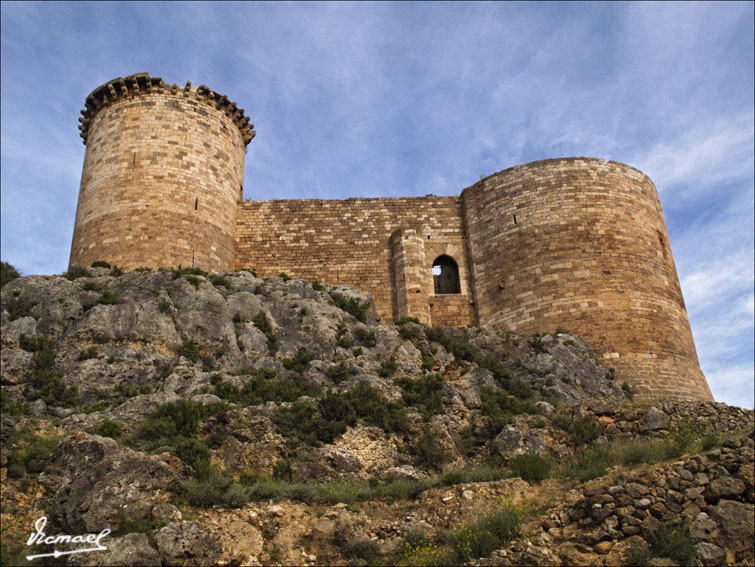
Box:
1;266;752;566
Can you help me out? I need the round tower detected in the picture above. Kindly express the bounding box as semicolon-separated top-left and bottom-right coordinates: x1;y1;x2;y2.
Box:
69;73;254;272
462;158;712;401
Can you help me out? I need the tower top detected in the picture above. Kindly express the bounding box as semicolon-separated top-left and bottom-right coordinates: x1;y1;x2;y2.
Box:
77;72;255;146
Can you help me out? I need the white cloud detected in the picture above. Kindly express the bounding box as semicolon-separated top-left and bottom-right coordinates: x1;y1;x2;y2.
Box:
704;363;754;410
630;115;755;203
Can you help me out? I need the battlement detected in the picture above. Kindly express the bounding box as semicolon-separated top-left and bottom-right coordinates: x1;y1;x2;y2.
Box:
78;73;255;146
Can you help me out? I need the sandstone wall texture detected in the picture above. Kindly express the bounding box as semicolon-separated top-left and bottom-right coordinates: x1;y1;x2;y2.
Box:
235;197;476;327
69;73;253;272
461;158;711;400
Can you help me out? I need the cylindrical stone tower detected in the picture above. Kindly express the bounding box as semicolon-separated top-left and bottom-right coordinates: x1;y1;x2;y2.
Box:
70;73;254;272
462;157;712;401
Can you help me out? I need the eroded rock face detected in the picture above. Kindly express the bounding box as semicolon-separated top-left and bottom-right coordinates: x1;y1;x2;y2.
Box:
0;271;626;415
1;271;753;567
51;433;180;533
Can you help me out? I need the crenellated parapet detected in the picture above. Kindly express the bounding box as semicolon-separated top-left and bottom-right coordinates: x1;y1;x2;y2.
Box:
78;72;255;146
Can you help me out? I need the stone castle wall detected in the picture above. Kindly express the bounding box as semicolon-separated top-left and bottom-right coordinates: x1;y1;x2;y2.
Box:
461;158;712;400
235;197;476;326
68;75;713;401
69;74;253;272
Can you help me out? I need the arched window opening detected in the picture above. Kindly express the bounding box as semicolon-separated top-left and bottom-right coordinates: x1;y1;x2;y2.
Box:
433;255;461;294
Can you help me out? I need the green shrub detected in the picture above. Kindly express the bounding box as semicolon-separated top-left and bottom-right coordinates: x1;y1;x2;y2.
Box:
273;400;348;446
615;438;669;466
701;432;722;451
480;387;537;436
140;399;203;440
213;368;320;406
91;260;111;269
560;446;613;481
352;347;363;357
283;347;314;374
82;280;99;291
396;373;445;418
529;334;547;353
552;415;603;445
175;438;213;480
400;525;429;557
18;334;47;352
209;274;231;287
340;538;380;561
96;419;122;438
425;327;477;362
508;452;551;482
83;289;121;309
325;362;356;384
64;266;90;280
396;316;420;325
330;295;370;323
622;381;635;400
665;419;698;458
378;355;398;377
139;416;178;441
312;281;325;291
109;266;124;277
477;356;533;399
345;381;409;433
411;428;451;470
278;272;291;281
83;401;108;414
398;324;422;341
273;382;409;446
20;337;78;407
180;476;249;508
624;539;651;566
336;335;353;349
177;340;202;363
448;501;525;562
252;311;278;354
77;346;99;361
0;389;30;417
1;261;21;287
355;327;376;347
172;265;208;277
8;431;60;477
647;523;695;564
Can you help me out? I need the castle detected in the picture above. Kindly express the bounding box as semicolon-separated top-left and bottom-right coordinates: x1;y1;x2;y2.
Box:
69;74;713;401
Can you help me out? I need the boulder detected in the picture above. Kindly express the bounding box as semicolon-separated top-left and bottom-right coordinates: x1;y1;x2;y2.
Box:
154;521;222;566
51;433;179;533
638;407;670;433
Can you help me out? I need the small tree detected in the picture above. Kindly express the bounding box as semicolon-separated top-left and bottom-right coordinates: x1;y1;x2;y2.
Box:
1;261;20;288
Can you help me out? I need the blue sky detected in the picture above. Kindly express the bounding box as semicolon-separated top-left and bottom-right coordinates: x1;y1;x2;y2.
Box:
1;2;753;408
